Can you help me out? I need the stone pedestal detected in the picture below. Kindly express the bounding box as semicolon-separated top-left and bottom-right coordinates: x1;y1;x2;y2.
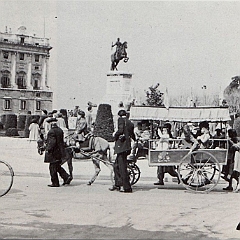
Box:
102;71;133;114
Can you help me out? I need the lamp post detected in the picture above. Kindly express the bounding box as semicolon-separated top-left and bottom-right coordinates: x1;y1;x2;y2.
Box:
201;85;207;105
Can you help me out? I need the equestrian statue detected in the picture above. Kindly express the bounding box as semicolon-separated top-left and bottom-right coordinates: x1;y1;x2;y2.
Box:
111;38;129;71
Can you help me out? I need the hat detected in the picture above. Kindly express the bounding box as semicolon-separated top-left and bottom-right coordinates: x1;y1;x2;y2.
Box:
78;110;85;117
118;101;124;108
46;117;58;123
118;109;127;116
163;122;171;131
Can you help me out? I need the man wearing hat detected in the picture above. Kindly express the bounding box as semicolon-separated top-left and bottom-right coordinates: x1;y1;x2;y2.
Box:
110;109;136;193
44;117;72;187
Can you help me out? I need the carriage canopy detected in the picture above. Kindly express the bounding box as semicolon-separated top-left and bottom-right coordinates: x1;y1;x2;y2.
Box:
129;106;231;122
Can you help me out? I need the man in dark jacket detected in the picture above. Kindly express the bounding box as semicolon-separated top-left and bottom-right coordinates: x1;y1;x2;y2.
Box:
109;110;136;193
44;118;72;187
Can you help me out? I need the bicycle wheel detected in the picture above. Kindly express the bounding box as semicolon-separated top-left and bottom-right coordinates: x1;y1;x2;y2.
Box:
0;160;14;197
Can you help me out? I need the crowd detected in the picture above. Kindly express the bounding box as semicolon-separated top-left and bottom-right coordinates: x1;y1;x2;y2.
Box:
27;103;240;193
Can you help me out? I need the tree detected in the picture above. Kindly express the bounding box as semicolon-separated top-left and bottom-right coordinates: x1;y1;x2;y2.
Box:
93;104;114;142
145;83;164;106
224;76;240;114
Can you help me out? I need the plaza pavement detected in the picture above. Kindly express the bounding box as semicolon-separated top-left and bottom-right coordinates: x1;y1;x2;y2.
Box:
0;137;240;239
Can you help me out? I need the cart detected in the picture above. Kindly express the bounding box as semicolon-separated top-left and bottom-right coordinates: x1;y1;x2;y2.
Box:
129;106;231;192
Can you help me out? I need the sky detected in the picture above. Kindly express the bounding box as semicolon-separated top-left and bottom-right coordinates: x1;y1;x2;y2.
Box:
1;1;240;110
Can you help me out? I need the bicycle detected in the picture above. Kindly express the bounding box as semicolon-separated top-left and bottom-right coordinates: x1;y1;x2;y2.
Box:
0;160;14;197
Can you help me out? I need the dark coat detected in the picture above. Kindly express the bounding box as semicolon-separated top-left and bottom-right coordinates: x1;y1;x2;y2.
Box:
44;124;66;163
114;117;136;154
38;115;48;128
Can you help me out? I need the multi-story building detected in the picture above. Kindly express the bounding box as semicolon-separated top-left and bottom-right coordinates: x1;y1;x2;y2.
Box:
0;26;53;115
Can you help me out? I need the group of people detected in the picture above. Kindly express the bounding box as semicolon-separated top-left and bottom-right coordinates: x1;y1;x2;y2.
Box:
31;105;240;193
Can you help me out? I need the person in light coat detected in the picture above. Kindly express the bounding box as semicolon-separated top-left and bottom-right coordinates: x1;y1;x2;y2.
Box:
29;118;40;141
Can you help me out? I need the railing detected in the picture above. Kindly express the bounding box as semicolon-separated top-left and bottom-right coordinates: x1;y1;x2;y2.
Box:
0;38;50;47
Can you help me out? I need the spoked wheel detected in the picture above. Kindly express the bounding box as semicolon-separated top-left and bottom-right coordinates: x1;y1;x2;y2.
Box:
128;162;141;185
110;165;136;186
127;165;135;186
0;160;14;197
178;150;220;192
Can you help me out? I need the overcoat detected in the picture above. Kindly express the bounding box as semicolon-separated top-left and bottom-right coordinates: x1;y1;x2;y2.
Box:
44;124;66;163
114;117;136;154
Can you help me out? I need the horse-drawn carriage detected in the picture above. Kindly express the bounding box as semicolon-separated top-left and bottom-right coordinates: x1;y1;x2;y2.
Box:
129;105;231;192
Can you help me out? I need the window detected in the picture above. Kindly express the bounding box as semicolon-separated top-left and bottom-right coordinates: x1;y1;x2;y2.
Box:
20;37;24;44
4;39;8;42
33;79;39;90
35;66;39;70
17;76;26;89
20;100;26;110
3;51;9;59
36;101;41;110
35;54;39;62
36;92;40;97
19;53;24;60
4;99;11;110
1;75;10;88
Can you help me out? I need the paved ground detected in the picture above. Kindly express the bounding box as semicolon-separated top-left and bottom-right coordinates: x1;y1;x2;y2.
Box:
0;137;240;239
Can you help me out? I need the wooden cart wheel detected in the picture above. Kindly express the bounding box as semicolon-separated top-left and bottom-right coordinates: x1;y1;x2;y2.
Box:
128;163;141;185
178;150;220;192
110;165;135;186
127;165;135;185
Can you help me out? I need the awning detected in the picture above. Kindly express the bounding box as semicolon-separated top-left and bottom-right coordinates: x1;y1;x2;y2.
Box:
129;106;231;122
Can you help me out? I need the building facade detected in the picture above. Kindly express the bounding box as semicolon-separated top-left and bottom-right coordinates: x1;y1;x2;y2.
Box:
0;26;53;115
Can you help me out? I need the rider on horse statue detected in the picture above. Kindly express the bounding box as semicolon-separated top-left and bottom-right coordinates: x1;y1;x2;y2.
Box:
112;38;122;59
111;38;129;71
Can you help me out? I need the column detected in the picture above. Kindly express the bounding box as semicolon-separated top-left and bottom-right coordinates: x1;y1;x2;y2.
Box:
10;52;17;88
45;55;50;89
41;56;46;90
26;54;33;90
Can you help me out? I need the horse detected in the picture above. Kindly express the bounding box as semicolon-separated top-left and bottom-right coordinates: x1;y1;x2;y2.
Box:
111;41;129;71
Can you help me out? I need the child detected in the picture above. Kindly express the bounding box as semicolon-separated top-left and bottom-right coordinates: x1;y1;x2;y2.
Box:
156;126;171;150
154;124;179;185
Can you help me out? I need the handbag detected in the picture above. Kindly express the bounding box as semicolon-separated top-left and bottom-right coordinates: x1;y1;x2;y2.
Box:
118;134;126;142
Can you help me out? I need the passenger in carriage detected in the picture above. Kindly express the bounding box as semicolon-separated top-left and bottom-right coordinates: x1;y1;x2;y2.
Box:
129;122;150;160
196;122;211;149
179;124;199;151
211;126;225;149
154;123;180;186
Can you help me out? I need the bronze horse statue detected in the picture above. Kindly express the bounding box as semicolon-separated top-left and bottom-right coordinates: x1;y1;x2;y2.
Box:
111;41;129;71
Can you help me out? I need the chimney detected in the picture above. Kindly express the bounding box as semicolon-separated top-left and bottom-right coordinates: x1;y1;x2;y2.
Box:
5;26;8;33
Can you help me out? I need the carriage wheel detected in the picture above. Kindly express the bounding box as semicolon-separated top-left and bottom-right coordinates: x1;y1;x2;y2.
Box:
128;163;141;185
178;150;220;192
110;165;135;186
127;165;135;186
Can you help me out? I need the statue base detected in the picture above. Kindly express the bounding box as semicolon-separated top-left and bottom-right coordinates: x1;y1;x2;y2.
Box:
101;71;133;114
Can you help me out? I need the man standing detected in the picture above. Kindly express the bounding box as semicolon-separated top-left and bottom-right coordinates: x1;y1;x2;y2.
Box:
110;110;136;193
44;118;72;187
86;106;93;132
